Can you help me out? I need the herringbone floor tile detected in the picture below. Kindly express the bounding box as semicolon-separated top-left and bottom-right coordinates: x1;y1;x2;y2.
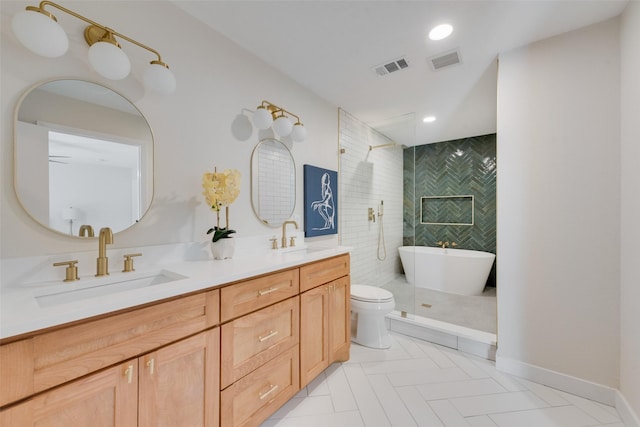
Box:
260;332;626;427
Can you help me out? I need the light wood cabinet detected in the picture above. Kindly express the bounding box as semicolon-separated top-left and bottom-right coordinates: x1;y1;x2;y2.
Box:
1;328;220;427
221;297;299;389
221;345;299;427
299;254;350;293
300;258;350;388
0;360;138;426
219;271;302;427
1;253;351;427
0;290;220;408
139;328;220;427
220;269;299;322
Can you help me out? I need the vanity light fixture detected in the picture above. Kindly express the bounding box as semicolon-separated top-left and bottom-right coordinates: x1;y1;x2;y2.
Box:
11;1;176;94
252;100;307;142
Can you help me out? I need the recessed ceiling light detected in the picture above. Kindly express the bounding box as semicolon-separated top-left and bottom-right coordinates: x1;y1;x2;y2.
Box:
429;24;453;41
423;116;436;123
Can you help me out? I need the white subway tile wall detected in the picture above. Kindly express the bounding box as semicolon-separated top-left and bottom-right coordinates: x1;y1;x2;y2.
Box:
257;140;295;224
339;110;405;288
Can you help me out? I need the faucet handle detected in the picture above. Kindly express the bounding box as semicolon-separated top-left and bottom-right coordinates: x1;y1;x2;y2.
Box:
79;224;94;237
289;236;296;247
269;238;278;250
53;260;79;282
122;253;142;272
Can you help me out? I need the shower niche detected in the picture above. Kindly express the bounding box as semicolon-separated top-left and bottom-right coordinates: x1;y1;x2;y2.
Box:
420;195;474;226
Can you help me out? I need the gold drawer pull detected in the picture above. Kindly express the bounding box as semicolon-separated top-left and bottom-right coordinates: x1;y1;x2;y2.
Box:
259;384;279;400
146;358;155;375
124;365;134;384
258;330;279;342
258;287;279;296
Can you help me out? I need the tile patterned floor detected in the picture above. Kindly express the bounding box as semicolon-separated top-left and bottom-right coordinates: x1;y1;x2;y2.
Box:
260;332;626;427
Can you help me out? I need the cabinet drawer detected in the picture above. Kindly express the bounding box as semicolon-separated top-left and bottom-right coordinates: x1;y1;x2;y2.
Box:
221;297;299;389
220;269;299;322
300;254;350;292
0;290;219;407
221;345;299;427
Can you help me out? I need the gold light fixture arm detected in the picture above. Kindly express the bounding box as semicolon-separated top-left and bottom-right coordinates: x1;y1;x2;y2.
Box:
259;100;302;124
35;1;166;65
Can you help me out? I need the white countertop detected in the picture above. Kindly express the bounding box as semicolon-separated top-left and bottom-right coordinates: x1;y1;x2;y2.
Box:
0;244;351;340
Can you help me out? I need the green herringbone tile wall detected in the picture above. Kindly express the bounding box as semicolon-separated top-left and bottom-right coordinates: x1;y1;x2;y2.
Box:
403;134;497;287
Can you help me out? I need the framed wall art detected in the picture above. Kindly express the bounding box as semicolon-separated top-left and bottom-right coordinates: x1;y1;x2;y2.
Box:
303;164;338;237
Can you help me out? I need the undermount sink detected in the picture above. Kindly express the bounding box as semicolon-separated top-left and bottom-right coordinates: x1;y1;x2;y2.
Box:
277;245;329;254
34;269;187;308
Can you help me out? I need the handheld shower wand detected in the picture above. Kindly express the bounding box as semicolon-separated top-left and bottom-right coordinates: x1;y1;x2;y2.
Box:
377;200;387;261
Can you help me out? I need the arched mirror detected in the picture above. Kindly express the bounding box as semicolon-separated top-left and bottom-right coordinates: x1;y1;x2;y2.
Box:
14;79;154;237
250;138;296;227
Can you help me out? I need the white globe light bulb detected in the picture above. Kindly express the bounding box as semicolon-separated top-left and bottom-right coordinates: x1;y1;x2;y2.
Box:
143;62;176;94
291;123;307;142
11;9;69;58
273;115;293;137
88;41;131;80
253;107;273;129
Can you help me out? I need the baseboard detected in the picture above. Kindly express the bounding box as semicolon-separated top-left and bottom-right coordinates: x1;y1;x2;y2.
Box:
496;354;618;406
616;390;640;427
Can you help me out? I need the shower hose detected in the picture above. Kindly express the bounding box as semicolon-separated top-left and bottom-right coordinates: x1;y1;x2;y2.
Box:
377;200;387;261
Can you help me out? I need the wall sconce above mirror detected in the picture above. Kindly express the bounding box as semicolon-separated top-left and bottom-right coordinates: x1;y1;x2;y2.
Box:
253;100;307;142
11;1;176;94
14;79;154;237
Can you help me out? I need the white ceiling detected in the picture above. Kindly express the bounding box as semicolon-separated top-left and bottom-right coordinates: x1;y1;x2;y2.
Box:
173;0;628;146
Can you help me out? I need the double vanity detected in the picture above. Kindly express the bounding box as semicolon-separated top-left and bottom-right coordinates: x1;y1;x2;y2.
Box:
0;245;351;427
4;77;346;426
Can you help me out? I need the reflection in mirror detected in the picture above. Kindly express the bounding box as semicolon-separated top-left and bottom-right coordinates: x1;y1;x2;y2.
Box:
250;139;295;227
14;79;153;237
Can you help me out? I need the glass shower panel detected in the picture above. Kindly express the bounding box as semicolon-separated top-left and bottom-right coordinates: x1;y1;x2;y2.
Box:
338;109;414;317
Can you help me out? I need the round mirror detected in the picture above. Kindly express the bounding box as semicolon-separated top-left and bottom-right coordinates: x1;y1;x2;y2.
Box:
14;79;154;237
250;138;296;227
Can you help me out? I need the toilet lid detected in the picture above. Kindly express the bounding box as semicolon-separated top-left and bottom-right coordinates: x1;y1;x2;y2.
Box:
351;284;394;303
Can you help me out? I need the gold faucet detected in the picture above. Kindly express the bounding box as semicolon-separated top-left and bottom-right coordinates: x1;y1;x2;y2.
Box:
281;220;298;248
96;227;113;276
79;224;94;237
436;241;457;249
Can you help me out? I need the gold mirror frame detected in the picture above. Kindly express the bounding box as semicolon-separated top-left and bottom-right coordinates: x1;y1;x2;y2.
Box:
250;138;296;227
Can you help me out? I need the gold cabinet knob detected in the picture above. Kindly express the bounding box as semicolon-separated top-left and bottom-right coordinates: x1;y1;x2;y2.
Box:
53;260;79;282
122;253;142;272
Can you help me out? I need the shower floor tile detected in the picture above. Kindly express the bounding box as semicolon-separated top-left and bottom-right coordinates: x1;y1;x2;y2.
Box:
382;277;497;334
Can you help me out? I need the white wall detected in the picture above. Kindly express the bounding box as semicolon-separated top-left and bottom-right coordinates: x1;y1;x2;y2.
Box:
496;17;621;394
0;1;339;259
620;0;640;419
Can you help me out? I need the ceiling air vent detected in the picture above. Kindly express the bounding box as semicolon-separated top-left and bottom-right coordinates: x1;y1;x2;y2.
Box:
372;56;409;77
428;49;462;71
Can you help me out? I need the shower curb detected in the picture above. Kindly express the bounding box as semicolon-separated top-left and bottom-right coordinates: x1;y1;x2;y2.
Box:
385;311;497;361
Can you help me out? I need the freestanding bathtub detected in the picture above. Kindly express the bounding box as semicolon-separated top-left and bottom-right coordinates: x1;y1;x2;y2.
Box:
398;246;495;296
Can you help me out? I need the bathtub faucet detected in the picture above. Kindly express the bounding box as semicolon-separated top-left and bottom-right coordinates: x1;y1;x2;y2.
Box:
436;241;457;249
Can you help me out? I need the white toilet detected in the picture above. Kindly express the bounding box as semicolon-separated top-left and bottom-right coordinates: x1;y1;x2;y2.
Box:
350;284;395;349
